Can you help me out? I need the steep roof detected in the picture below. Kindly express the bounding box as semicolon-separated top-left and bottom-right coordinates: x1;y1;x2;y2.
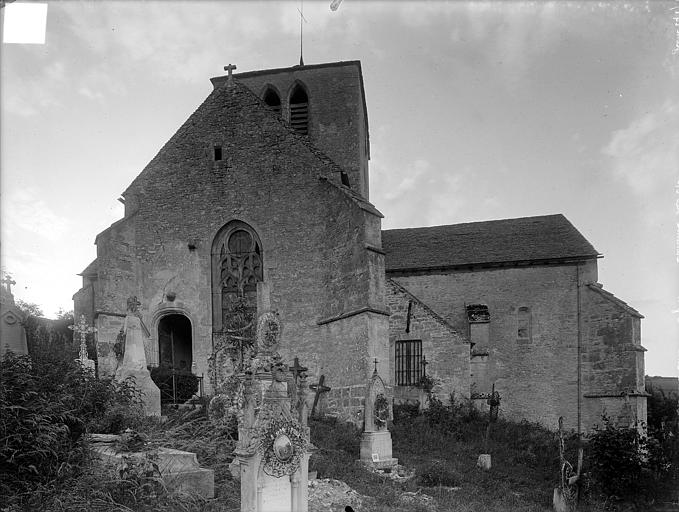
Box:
382;214;600;272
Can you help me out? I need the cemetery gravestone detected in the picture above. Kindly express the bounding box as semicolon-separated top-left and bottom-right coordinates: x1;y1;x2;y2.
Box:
232;305;313;512
0;276;28;357
359;364;398;470
115;297;161;416
69;314;96;371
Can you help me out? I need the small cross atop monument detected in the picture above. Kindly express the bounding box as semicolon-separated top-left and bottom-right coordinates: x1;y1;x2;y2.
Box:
224;63;237;84
373;358;379;374
2;275;16;295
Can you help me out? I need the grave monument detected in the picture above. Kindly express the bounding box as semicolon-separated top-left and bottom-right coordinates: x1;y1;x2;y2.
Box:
0;275;28;358
232;290;313;512
359;361;398;470
115;297;161;416
69;314;96;372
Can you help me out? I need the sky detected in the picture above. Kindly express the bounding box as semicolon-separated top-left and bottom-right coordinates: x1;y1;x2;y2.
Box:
1;1;678;376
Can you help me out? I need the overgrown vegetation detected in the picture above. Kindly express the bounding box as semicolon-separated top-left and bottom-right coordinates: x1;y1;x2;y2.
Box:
0;349;144;508
3;341;677;512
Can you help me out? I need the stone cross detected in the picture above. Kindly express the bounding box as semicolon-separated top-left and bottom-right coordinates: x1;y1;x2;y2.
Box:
69;314;97;365
373;358;378;374
310;374;331;418
224;63;237;84
2;275;16;295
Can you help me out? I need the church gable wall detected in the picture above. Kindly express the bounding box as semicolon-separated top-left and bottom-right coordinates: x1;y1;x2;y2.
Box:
390;265;581;430
386;279;470;405
92;82;382;393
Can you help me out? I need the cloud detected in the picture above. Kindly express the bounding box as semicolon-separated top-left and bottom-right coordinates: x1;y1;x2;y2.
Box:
2;60;65;116
1;187;70;242
602;100;679;201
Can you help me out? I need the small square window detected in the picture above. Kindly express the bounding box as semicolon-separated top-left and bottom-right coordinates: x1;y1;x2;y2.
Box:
214;145;223;161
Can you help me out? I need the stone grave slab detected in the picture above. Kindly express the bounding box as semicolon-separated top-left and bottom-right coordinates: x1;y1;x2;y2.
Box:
91;445;214;498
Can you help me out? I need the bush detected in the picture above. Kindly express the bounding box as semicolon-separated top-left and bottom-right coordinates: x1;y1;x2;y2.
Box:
392;400;420;423
0;349;142;504
585;415;673;506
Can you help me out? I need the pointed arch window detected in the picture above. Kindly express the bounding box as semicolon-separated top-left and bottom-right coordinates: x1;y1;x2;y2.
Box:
211;221;263;331
289;84;309;135
263;87;281;115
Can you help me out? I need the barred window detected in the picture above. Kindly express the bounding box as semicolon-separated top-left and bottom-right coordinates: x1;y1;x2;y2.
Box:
395;340;423;386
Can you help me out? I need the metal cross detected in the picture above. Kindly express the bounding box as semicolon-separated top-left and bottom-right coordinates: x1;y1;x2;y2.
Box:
224;63;237;83
2;275;16;294
373;358;379;373
69;314;97;362
289;357;308;382
309;374;331;418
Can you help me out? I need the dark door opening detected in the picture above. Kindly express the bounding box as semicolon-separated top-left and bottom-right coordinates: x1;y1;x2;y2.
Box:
158;314;192;373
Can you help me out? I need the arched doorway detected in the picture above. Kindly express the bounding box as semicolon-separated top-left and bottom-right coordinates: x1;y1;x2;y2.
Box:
158;314;192;373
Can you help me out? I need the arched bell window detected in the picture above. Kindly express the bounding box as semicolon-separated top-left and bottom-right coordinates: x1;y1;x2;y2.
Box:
262;87;281;115
289;84;309;135
211;221;263;332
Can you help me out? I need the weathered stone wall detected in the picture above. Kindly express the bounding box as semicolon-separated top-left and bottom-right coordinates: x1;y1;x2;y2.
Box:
83;79;386;404
385;279;470;405
390;264;585;430
389;260;645;431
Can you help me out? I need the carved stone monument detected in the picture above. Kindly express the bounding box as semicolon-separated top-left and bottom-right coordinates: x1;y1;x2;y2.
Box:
232;297;313;512
69;314;96;371
115;297;161;416
0;276;28;358
359;363;398;470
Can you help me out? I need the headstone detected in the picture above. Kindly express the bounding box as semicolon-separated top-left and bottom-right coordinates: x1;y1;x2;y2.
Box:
359;365;398;470
115;297;161;416
232;307;313;512
69;314;96;371
90;438;214;498
0;276;28;357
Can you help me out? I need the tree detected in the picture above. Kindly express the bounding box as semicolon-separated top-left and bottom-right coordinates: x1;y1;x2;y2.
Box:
15;300;44;318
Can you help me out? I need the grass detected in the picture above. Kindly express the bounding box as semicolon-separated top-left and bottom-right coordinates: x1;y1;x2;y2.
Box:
6;397;672;511
308;400;607;512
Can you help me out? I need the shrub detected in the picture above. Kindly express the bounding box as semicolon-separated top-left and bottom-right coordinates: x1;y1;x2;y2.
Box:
392;400;420;423
585;415;674;506
0;349;142;505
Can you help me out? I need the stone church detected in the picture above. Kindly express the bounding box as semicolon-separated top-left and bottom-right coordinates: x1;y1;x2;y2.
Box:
73;60;647;431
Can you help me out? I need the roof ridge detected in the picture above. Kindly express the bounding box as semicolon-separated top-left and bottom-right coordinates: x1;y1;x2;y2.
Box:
383;213;567;232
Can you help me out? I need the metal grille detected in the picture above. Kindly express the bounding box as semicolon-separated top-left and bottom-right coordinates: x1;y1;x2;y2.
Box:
395;340;423;386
